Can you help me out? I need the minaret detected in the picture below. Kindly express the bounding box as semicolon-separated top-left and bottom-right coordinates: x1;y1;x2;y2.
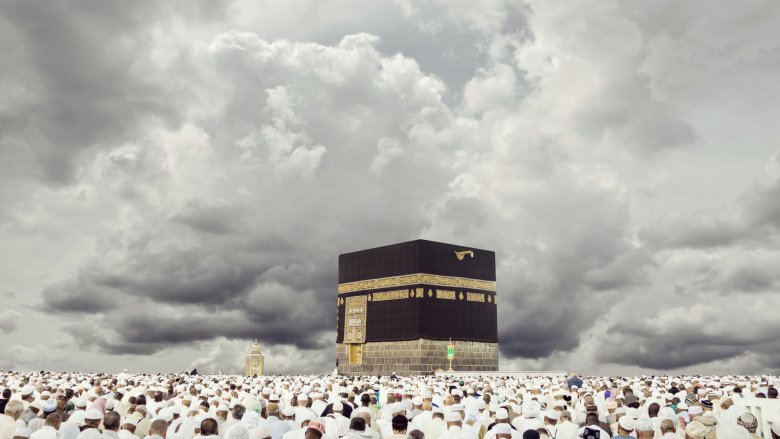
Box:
245;339;264;376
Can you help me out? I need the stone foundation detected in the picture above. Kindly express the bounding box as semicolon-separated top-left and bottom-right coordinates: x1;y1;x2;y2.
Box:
336;339;498;376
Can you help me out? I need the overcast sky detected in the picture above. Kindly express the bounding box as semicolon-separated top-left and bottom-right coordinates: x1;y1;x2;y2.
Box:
1;0;779;376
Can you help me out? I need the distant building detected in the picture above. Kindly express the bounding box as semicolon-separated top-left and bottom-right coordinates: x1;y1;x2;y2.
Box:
245;339;264;376
336;239;498;376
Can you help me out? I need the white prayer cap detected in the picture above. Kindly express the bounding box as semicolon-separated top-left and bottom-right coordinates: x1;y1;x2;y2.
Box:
85;409;103;420
618;417;635;432
228;425;250;439
106;400;115;410
689;406;703;415
157;408;174;423
635;417;653;432
495;424;512;435
251;424;271;439
446;411;462;422
31;401;42;410
451;404;465;412
282;406;295;417
496;408;509;420
217;404;229;412
13;428;32;438
478;400;487;410
42;400;57;413
412;396;423;406
123;417;138;427
524;402;541;418
545;410;559;420
677;402;689;410
333;402;343;411
21;387;34;397
686;421;708;439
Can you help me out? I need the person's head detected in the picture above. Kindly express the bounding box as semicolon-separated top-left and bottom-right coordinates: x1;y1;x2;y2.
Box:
770;422;780;439
685;421;706;439
559;411;572;423
122;419;137;434
543;410;559;426
636;418;655;439
103;412;121;432
648;403;660;417
393;414;409;433
56;394;68;411
305;420;325;439
45;413;62;430
737;413;757;434
617;416;634;436
233;404;246;421
150;419;168;438
201;418;218;436
494;424;512;439
524;430;541;439
12;427;32;439
769;388;778;399
432;411;444;421
584;412;599;426
407;430;424;439
361;394;371;407
660;420;676;435
350;417;366;432
2;389;11;400
4;401;23;420
266;403;279;418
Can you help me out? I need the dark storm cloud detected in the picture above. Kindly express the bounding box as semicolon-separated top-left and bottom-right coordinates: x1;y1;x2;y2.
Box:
35;31;457;358
0;0;189;185
642;178;780;250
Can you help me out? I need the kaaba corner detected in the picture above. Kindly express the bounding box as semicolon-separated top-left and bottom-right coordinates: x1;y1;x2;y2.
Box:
336;239;499;376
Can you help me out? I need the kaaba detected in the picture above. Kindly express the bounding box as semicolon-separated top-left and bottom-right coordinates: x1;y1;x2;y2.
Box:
336;239;499;375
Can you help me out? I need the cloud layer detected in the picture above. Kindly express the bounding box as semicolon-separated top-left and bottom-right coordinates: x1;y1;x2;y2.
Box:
1;0;779;375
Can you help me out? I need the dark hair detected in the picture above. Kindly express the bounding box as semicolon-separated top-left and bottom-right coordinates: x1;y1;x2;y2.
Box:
233;404;246;420
2;389;11;399
350;417;367;431
408;430;425;439
103;412;121;431
201;418;218;436
361;394;371;406
392;415;409;433
648;403;660;415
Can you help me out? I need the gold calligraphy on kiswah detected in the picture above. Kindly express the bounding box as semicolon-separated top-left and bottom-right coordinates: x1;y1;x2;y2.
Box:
372;289;410;301
466;292;485;302
436;289;456;300
338;273;496;294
